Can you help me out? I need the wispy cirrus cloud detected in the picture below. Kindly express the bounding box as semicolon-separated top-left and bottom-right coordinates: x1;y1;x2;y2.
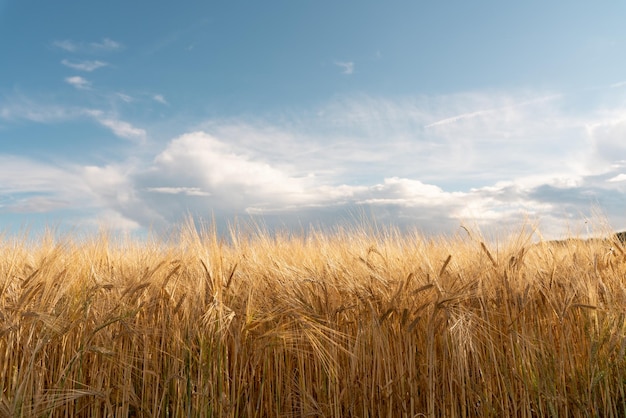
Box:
424;94;562;128
84;110;147;143
52;39;79;52
0;155;94;222
91;38;121;51
335;61;354;75
0;98;80;123
116;93;134;103
0;95;146;143
97;118;146;142
52;38;122;53
0;155;84;195
153;94;168;105
65;76;92;90
61;59;108;72
4;196;71;213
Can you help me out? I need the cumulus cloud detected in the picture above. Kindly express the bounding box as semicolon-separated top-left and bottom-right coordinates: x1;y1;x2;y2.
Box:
109;90;622;236
80;164;163;229
148;132;309;209
81;164;138;210
586;111;626;166
355;177;453;206
0;144;608;238
80;210;142;232
118;127;618;236
3;88;626;238
61;59;108;72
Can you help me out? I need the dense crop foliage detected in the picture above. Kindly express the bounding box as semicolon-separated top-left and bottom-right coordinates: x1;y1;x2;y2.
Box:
1;223;626;417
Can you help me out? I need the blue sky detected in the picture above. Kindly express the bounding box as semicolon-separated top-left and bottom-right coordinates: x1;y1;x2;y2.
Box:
1;1;626;238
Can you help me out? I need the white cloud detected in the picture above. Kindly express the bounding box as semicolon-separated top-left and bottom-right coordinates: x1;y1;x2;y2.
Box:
0;99;80;123
585;111;626;166
52;40;78;52
421;94;563;129
335;61;354;75
1;144;613;239
81;164;164;226
0;155;147;232
82;165;134;204
116;93;134;103
0;155;84;195
65;76;91;90
61;59;108;72
82;110;147;142
425;108;496;128
151;132;308;208
52;38;122;53
90;38;121;51
0;96;147;143
357;177;452;206
5;196;70;213
3;88;626;238
81;210;142;232
0;155;96;220
147;187;210;196
153;94;168;105
317;92;595;184
127;129;596;236
98;119;146;142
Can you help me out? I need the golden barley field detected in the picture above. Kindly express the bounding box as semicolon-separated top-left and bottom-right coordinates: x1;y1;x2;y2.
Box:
1;221;626;417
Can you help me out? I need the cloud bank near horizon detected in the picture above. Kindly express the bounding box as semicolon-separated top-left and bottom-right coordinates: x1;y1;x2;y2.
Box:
1;88;626;239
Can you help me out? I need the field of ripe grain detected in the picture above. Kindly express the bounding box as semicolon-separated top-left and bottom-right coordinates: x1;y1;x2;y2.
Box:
2;223;626;417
